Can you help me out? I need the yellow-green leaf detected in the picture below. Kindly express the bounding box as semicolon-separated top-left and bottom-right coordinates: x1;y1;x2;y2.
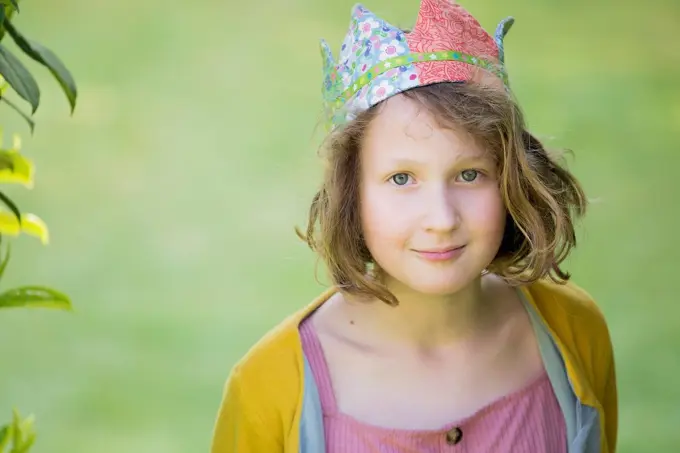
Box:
0;212;48;244
0;424;12;452
0;149;34;187
17;414;33;438
13;433;34;453
0;286;71;311
13;413;35;453
10;410;21;452
0;76;8;96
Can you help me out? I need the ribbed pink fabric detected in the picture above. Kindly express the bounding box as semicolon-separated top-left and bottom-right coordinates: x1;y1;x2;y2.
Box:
300;318;567;452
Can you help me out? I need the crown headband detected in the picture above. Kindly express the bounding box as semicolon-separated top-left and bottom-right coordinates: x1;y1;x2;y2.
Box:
320;0;514;131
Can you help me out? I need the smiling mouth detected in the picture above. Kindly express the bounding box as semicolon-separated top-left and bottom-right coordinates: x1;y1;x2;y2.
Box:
413;245;466;261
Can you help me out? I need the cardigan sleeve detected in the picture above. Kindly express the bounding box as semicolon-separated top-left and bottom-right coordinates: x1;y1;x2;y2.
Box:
210;365;284;453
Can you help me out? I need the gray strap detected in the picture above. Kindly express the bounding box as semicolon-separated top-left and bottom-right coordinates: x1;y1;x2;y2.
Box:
299;354;326;453
518;289;578;450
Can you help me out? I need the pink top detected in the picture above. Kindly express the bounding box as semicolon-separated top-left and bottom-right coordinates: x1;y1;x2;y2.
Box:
300;318;567;452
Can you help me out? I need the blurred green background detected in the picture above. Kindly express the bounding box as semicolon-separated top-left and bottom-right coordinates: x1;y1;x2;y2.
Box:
0;0;677;451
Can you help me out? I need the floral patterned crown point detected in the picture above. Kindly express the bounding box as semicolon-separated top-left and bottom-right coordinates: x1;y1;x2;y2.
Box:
320;0;514;131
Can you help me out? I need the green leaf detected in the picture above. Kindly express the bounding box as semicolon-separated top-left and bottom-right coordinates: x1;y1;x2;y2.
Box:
0;285;71;310
17;415;33;440
0;2;17;32
0;97;34;133
13;413;34;453
0;44;38;113
13;434;34;453
0;212;49;244
0;191;20;224
10;410;21;452
0;410;35;453
4;21;76;113
0;7;5;28
0;424;12;452
0;148;34;187
0;243;11;281
0;153;13;171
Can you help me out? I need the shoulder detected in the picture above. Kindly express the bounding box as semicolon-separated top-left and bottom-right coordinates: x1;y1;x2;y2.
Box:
228;316;301;394
211;289;334;450
523;278;615;402
524;278;610;333
228;288;334;391
222;288;334;408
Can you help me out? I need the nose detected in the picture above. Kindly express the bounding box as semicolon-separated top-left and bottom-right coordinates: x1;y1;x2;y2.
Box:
421;182;460;233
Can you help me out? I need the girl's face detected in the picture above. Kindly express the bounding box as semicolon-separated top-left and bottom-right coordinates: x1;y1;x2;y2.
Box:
359;95;506;296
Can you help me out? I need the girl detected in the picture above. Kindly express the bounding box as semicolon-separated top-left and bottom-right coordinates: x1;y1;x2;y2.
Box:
211;1;617;452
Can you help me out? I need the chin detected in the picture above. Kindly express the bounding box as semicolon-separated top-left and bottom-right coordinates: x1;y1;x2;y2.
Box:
406;278;473;296
388;267;482;296
377;252;495;297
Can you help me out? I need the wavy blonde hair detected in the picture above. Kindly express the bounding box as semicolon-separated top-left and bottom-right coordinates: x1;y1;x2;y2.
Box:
298;82;587;306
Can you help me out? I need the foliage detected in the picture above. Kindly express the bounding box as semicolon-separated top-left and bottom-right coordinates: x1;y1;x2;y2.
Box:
0;1;77;450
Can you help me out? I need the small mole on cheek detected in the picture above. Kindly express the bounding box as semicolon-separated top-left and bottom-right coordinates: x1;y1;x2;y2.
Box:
350;320;355;325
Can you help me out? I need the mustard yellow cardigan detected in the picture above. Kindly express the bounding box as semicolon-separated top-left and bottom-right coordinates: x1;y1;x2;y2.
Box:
210;279;617;452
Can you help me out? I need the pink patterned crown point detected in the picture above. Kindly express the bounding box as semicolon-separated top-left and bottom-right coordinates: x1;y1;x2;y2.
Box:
320;1;514;130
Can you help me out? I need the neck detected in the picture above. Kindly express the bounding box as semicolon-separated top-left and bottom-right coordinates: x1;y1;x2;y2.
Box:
343;275;492;349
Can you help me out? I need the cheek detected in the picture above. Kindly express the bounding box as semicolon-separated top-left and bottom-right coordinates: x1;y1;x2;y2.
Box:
360;185;410;251
460;188;506;238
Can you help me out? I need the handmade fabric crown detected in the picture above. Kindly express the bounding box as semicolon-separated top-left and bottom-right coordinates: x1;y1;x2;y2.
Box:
320;0;514;130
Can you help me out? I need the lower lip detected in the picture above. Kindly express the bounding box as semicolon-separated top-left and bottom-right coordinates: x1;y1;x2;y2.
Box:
415;246;465;261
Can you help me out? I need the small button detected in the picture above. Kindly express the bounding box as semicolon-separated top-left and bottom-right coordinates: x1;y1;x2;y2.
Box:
445;427;462;445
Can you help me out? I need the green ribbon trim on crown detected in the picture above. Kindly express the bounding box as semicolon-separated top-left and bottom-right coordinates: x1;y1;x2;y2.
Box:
324;50;509;111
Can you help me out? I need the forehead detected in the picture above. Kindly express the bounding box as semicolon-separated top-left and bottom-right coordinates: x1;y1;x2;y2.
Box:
361;95;488;163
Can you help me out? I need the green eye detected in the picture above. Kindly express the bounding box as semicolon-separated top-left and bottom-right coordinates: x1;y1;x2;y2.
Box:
460;169;479;182
391;173;411;185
